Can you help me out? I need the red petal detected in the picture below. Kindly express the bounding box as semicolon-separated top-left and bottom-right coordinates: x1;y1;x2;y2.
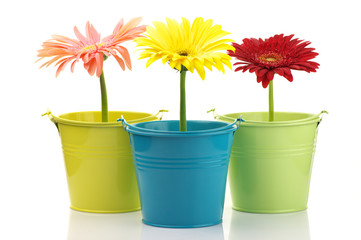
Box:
262;79;271;88
274;67;293;82
266;70;274;81
256;68;268;77
257;73;267;84
234;66;245;72
274;68;284;76
282;68;293;82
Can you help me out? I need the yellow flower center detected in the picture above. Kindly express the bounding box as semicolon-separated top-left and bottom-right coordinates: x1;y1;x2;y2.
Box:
259;53;282;64
266;57;276;61
82;42;106;52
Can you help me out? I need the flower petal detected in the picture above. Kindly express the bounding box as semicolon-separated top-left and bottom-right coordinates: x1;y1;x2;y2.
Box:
228;33;319;87
115;46;132;70
193;58;206;80
113;54;125;70
74;26;89;44
266;70;274;81
95;53;103;77
134;17;233;78
146;54;162;68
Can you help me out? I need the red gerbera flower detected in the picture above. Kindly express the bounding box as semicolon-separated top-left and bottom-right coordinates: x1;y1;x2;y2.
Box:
228;34;319;88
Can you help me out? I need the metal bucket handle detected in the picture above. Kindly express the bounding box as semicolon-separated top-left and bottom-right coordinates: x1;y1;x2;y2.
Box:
42;109;168;129
207;108;236;122
154;109;168;120
42;109;59;130
118;115;244;134
208;108;328;127
316;110;328;127
129;109;168;123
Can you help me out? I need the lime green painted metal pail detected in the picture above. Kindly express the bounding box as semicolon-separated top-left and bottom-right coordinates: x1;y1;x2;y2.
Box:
215;111;327;213
43;110;161;213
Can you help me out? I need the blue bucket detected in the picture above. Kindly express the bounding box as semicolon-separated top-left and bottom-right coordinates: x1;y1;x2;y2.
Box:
119;118;241;228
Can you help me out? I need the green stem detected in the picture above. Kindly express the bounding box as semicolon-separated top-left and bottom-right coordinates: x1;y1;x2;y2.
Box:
100;71;108;122
269;80;274;122
180;66;187;131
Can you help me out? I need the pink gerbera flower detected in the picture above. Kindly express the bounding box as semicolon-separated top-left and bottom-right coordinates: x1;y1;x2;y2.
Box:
228;34;319;88
37;18;146;77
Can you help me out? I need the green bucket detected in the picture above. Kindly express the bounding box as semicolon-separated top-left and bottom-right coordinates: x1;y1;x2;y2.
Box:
214;111;327;213
43;110;164;213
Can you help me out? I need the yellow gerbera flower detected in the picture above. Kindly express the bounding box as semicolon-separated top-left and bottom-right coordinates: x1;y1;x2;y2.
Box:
135;17;235;80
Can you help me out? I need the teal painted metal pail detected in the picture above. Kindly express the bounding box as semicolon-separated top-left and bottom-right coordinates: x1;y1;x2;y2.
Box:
120;118;240;228
214;111;327;213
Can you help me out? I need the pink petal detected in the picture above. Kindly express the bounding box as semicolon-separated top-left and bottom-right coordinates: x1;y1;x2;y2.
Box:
86;22;100;43
74;26;89;44
113;19;124;35
70;59;77;73
114;17;143;40
85;58;96;76
51;34;82;48
95;53;103;77
115;46;132;70
55;58;71;77
113;54;125;70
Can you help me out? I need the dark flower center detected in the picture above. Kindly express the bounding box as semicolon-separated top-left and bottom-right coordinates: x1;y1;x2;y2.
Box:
178;51;189;56
259;52;282;64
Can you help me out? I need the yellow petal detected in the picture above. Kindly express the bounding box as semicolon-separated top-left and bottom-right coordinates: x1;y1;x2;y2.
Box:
181;17;191;42
138;53;152;60
193;58;206;80
181;58;194;73
203;58;213;71
205;43;235;53
175;62;182;71
201;39;234;52
166;18;181;46
162;54;172;64
221;58;233;70
146;54;162;67
203;27;230;45
134;17;234;75
135;37;163;51
152;21;172;46
213;58;225;73
169;59;178;69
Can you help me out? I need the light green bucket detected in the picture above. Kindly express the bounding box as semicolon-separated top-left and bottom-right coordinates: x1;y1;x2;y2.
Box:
214;111;327;213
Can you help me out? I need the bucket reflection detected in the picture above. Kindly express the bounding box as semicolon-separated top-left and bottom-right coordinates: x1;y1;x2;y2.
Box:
67;209;142;240
141;223;224;240
229;210;310;240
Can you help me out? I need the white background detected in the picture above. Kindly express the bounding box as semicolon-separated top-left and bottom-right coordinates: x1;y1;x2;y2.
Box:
1;0;360;239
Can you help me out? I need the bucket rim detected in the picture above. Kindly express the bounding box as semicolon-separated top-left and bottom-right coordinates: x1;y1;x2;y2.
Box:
216;111;324;127
123;119;239;137
52;111;158;128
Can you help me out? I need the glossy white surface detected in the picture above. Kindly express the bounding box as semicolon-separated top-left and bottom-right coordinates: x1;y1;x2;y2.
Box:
1;0;360;239
64;199;311;240
2;187;360;240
